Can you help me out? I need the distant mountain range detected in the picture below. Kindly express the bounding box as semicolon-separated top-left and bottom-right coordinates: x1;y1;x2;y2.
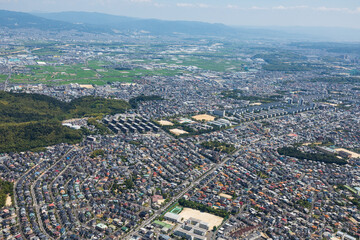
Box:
0;10;110;33
35;11;139;26
34;11;243;36
0;10;238;37
1;10;360;41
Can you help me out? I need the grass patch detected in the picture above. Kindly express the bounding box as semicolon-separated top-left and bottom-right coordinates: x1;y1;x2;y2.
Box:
0;179;14;208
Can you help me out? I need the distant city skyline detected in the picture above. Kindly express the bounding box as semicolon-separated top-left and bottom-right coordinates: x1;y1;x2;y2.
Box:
1;0;360;29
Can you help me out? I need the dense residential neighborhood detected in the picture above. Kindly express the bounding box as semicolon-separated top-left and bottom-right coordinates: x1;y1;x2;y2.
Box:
1;12;360;240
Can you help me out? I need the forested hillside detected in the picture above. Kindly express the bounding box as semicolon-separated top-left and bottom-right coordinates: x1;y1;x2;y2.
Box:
0;91;130;152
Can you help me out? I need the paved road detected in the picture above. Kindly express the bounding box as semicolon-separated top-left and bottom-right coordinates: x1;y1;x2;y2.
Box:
30;149;74;240
3;66;11;91
125;149;241;240
14;156;50;239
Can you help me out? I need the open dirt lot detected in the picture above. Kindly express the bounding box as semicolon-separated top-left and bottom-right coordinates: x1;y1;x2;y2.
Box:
158;120;174;126
5;195;12;207
192;114;215;122
219;193;233;199
178;208;223;229
335;148;360;158
79;84;94;89
170;129;188;136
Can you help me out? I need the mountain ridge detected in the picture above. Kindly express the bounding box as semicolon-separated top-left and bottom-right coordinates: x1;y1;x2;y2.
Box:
0;10;111;33
1;10;360;41
1;10;237;36
34;11;235;36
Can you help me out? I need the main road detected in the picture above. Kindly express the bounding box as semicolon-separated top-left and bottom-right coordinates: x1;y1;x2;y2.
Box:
29;148;75;239
125;149;241;239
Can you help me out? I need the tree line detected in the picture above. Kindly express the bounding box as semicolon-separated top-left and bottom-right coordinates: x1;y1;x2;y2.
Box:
277;147;347;165
201;141;236;154
0;179;13;208
221;89;280;103
178;198;229;218
0;91;130;153
0;120;82;153
129;95;164;108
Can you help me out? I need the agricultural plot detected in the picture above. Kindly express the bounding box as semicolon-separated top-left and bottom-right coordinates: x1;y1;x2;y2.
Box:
0;74;7;81
9;65;99;85
159;55;246;72
8;61;183;85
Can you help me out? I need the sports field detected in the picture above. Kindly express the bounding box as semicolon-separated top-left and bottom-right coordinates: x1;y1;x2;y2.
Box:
178;208;224;229
170;129;189;136
335;148;360;158
158;120;174;126
170;206;183;214
192;114;215;122
153;220;173;229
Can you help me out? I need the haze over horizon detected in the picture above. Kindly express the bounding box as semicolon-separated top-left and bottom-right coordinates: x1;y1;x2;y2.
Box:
1;0;360;29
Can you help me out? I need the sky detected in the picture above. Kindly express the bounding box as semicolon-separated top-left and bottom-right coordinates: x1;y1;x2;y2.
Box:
1;0;360;29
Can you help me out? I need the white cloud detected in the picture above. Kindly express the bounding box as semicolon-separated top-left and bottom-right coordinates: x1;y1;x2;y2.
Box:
273;5;308;10
129;0;166;7
250;6;267;10
315;6;349;12
153;2;164;7
130;0;152;2
311;6;360;14
176;3;194;7
226;4;239;9
273;5;286;10
198;3;210;8
176;3;211;8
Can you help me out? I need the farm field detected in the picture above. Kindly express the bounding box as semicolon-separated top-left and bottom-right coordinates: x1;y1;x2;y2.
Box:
7;62;184;85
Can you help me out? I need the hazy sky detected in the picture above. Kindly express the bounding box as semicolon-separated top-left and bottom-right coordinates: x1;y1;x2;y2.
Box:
1;0;360;28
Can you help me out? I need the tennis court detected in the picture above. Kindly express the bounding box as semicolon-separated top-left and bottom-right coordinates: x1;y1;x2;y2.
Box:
170;206;183;214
